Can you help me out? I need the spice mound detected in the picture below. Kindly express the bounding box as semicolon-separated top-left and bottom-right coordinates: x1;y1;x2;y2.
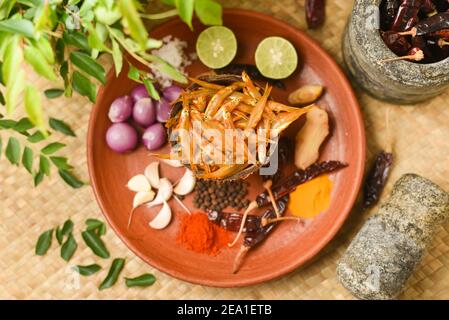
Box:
177;212;229;255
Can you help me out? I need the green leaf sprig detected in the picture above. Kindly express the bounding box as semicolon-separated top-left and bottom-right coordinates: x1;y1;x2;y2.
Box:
0;0;222;186
36;217;156;290
0;115;82;188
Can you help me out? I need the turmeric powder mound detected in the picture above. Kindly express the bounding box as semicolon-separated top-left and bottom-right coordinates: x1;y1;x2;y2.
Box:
177;212;229;255
288;174;333;218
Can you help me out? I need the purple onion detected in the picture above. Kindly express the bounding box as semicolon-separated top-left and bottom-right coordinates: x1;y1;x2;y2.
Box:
130;84;149;102
163;85;182;102
155;97;171;123
133;98;156;128
106;123;138;153
142;123;166;151
108;95;133;123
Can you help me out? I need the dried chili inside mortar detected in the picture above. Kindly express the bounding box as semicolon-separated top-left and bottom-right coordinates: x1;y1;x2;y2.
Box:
391;0;423;32
403;12;449;36
380;0;401;31
381;30;412;55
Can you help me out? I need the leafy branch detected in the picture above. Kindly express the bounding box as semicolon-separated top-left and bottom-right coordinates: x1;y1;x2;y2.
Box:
0;113;82;188
0;0;222;187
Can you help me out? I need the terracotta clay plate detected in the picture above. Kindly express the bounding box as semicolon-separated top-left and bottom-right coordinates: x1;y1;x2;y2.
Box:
87;9;365;287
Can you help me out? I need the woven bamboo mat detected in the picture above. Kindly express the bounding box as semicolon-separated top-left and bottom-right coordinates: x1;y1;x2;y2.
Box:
1;0;449;300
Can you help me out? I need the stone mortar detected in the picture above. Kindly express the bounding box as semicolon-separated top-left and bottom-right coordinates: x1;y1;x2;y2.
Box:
343;0;449;104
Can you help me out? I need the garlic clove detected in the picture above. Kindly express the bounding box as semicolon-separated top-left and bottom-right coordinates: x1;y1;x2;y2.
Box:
146;178;173;208
174;169;196;196
144;162;160;189
133;191;155;208
127;174;151;192
149;201;172;229
161;158;183;167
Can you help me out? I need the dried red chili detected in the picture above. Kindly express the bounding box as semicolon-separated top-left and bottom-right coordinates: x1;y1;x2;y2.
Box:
391;0;423;32
421;0;437;14
363;151;393;208
433;0;449;12
381;30;412;55
400;12;449;36
232;195;290;273
380;0;400;31
305;0;326;29
256;161;348;208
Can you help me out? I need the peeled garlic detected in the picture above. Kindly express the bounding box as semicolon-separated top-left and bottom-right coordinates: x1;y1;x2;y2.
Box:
149;201;172;229
161;159;183;168
146;178;173;208
144;162;160;189
133;191;155;208
174;169;196;196
127;174;151;192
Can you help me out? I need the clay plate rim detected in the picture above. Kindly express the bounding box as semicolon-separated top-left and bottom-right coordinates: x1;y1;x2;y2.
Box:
87;9;366;287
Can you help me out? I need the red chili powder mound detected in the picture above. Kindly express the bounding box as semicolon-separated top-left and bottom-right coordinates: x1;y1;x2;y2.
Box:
177;212;230;255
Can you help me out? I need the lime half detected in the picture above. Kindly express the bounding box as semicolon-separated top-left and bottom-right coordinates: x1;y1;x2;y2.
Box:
196;26;237;69
255;36;298;79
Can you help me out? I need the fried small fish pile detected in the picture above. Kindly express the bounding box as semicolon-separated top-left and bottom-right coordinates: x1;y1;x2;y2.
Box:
166;72;312;180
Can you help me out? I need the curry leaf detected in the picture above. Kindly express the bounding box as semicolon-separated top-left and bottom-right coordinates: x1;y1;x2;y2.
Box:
60;233;77;261
111;39;122;77
118;0;148;49
39;155;50;176
61;219;74;236
72;71;96;102
175;0;194;30
72;264;101;276
81;229;110;259
49;118;76;137
14;118;34;133
99;258;125;290
195;0;222;26
0;19;35;38
143;78;160;100
86;218;106;236
127;64;141;83
36;36;55;64
125;274;156;288
63;31;90;53
5;69;24;114
70;51;106;84
58;170;84;189
2;36;21;84
0;119;16;129
28;131;46;143
24;45;58;81
24;85;47;135
41;142;65;155
22;146;34;173
44;88;64;99
55;226;63;245
50;156;72;170
33;171;44;186
5;137;20;165
35;229;53;256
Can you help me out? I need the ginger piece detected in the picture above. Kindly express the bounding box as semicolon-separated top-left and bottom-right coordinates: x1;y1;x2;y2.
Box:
288;85;324;105
295;107;329;170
